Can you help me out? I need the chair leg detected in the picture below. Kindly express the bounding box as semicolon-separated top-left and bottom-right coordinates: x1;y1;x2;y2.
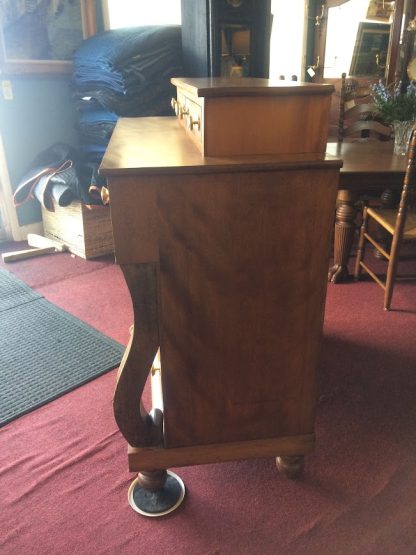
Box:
383;235;402;311
354;207;368;279
384;266;396;311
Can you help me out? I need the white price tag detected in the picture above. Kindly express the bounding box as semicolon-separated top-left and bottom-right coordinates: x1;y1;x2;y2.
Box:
2;80;13;100
307;67;316;78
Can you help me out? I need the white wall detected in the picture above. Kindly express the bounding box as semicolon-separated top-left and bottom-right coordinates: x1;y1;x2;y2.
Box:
269;0;307;80
0;134;42;241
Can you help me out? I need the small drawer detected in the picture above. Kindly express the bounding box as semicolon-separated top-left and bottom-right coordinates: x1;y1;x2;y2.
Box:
173;91;203;150
183;96;202;144
172;91;189;123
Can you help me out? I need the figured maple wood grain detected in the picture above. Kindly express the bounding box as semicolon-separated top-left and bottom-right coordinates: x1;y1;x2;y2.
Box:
101;115;341;461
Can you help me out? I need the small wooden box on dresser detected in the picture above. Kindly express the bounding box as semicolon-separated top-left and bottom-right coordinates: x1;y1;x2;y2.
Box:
171;77;334;156
99;77;341;516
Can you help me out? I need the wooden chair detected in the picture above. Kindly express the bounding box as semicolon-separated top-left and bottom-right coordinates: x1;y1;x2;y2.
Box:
338;73;392;143
335;73;393;275
354;126;416;310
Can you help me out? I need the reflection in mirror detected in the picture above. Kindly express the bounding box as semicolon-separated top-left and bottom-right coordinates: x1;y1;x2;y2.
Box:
1;0;84;62
0;0;96;74
221;24;251;77
324;0;394;78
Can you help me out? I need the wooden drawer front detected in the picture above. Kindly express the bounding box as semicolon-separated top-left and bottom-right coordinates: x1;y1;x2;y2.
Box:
183;95;203;143
174;91;203;151
175;90;188;125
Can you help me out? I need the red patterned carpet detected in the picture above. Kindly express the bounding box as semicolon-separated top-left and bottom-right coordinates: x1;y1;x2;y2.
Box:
1;242;416;555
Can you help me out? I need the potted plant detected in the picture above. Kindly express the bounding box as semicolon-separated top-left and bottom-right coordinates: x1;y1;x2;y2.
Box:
371;80;416;155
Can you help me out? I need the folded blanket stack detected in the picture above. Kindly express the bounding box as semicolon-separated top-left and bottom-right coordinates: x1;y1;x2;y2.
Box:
76;109;118;165
72;25;183;165
14;26;184;212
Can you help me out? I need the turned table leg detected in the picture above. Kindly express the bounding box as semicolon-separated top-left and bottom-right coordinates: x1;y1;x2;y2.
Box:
276;455;305;479
328;189;358;283
128;469;186;517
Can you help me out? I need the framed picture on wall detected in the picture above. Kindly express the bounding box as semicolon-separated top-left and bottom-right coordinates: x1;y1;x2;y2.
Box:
349;21;391;77
366;0;395;23
0;0;96;74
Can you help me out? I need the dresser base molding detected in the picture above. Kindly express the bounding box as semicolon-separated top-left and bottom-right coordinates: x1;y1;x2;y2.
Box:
128;433;315;471
126;436;312;515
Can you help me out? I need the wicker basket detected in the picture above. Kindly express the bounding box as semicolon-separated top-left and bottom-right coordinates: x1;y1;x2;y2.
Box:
42;201;114;259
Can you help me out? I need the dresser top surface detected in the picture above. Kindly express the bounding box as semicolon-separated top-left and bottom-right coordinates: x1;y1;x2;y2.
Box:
99;117;342;177
171;77;335;97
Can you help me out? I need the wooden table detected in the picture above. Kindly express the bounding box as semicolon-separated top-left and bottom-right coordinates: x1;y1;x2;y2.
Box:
100;116;341;515
326;141;406;283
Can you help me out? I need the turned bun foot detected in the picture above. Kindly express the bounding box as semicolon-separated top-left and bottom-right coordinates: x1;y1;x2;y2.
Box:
328;264;349;283
276;455;305;479
128;469;185;517
138;469;168;491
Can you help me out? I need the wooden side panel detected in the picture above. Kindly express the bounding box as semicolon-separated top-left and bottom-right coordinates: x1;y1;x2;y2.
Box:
204;95;331;156
107;176;159;264
158;168;339;448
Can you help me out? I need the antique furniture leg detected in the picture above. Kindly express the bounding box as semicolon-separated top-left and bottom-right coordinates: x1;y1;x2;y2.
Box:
276;455;305;479
114;263;186;516
328;189;358;283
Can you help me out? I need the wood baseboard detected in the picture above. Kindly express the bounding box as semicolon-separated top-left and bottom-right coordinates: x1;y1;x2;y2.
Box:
128;433;315;471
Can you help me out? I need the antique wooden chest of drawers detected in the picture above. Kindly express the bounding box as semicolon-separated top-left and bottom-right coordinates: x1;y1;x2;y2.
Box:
100;78;340;516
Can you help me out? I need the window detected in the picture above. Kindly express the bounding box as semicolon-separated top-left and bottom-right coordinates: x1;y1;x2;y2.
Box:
104;0;181;29
103;0;306;80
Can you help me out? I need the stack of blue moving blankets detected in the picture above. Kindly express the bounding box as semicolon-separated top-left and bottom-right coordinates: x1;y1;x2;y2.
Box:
72;25;183;191
14;26;183;212
73;25;183;163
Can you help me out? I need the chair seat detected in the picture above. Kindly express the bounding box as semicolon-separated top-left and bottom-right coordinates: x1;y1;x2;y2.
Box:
367;207;416;238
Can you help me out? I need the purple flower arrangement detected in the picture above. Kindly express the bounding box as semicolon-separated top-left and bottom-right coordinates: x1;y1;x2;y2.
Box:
371;80;416;123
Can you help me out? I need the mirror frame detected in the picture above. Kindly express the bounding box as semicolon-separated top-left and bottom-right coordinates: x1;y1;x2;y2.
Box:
0;0;96;75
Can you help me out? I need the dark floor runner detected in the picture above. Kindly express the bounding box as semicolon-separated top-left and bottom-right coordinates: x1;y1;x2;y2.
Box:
0;268;124;426
0;266;42;311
